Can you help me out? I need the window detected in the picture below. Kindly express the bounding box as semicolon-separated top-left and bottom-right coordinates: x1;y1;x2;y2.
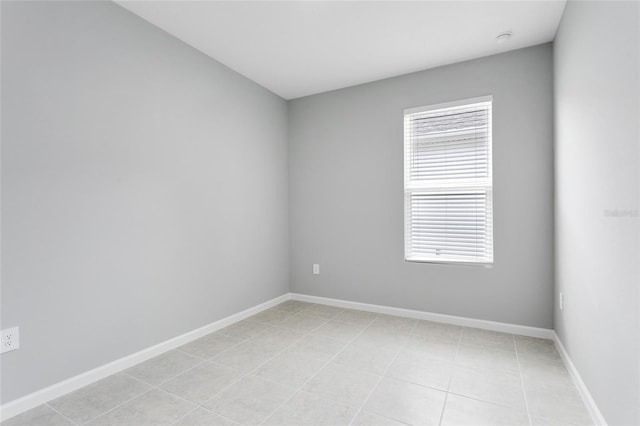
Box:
404;96;493;264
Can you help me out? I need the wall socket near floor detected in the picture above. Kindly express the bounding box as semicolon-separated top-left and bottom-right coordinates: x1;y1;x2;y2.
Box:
1;327;20;353
312;264;320;275
559;292;564;311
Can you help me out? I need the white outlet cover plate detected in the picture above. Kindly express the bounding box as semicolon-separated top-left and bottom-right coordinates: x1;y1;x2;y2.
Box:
1;326;20;353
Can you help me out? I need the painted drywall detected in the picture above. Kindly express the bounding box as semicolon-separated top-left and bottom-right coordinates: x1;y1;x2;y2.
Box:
554;1;640;424
288;44;554;328
0;1;288;403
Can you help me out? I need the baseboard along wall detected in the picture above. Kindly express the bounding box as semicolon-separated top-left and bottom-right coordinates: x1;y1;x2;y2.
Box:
553;333;608;426
289;293;555;339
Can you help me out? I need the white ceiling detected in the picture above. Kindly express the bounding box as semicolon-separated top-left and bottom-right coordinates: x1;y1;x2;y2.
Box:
116;1;566;100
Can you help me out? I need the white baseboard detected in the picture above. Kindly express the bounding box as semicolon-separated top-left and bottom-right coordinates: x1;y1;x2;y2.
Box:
290;293;555;339
553;332;608;426
0;293;290;422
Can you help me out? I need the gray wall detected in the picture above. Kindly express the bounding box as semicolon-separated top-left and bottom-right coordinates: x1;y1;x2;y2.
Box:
554;1;640;424
1;1;288;403
289;44;555;328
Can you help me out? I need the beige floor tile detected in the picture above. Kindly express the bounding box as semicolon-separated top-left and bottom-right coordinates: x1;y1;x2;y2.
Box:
460;328;515;352
455;344;519;373
369;315;417;335
300;304;345;319
263;391;356;426
175;407;239;425
402;334;459;362
217;319;269;340
87;389;195;426
1;405;73;426
160;361;242;404
285;333;347;361
277;314;328;332
303;363;380;407
247;308;295;325
515;335;562;361
357;327;413;348
273;300;313;314
441;394;529;426
212;341;278;372
364;377;446;425
525;380;593;425
519;356;574;388
351;410;409;426
449;365;527;410
313;319;367;342
253;351;327;388
412;321;462;343
530;415;576;426
177;332;243;359
248;326;305;352
333;309;379;325
386;350;453;391
48;373;150;424
124;350;203;386
205;375;294;424
333;340;398;375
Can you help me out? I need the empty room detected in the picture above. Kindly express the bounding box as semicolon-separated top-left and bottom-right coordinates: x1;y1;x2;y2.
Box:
1;1;638;425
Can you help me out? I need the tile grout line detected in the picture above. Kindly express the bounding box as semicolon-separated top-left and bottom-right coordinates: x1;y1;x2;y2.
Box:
4;303;329;426
445;390;531;411
514;336;534;426
44;371;160;426
443;331;535;420
171;303;330;425
259;310;383;425
29;303;349;426
158;387;240;426
83;320;269;425
136;340;247;425
71;373;160;425
170;306;316;425
80;388;156;426
44;402;80;426
346;319;419;426
437;326;465;426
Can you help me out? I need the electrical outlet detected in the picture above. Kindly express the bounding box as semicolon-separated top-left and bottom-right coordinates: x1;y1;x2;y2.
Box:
1;327;20;353
559;292;564;311
312;264;320;275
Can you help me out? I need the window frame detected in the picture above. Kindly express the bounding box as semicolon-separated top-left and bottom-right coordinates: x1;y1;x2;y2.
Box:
403;95;494;266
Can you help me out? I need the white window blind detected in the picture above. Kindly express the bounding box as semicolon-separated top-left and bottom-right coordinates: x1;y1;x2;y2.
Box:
404;96;493;264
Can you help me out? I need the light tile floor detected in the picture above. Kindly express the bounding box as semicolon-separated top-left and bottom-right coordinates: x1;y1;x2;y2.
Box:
2;301;593;426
